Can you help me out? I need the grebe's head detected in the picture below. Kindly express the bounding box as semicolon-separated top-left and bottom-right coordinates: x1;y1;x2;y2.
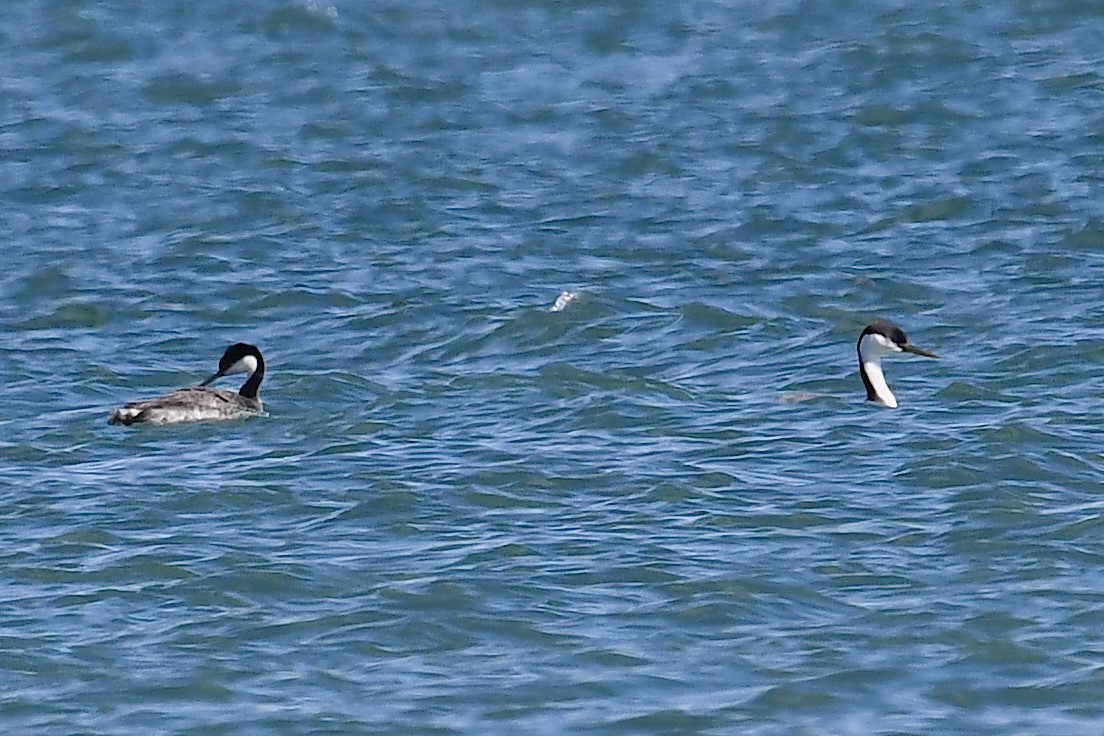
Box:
857;321;938;362
201;343;264;385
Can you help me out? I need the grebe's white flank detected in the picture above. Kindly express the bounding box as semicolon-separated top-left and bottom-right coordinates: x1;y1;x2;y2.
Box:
108;343;265;426
857;322;937;408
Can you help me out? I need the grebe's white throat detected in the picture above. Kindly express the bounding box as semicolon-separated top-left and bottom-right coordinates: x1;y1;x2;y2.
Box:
108;343;266;426
857;322;938;408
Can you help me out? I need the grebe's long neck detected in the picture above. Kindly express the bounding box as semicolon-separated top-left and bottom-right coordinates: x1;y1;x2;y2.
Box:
860;358;897;408
238;355;265;400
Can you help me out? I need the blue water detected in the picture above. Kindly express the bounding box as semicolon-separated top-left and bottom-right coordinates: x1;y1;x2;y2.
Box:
4;1;1104;733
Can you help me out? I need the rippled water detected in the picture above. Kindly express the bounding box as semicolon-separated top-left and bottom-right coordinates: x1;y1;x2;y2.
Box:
4;1;1104;733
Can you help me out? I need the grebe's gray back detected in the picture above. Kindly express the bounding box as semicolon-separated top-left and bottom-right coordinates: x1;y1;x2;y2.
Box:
857;322;937;408
108;343;265;426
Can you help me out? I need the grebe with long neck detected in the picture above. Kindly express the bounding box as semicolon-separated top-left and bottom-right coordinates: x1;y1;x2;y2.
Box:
857;322;937;408
108;343;266;426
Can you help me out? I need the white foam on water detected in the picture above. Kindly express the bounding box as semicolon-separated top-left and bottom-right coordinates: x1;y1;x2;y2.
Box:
549;291;578;312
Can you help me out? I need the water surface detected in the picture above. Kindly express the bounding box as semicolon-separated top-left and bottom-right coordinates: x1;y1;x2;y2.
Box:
3;1;1104;733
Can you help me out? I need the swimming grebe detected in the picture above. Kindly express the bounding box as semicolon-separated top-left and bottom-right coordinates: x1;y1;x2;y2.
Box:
108;343;265;426
857;322;937;408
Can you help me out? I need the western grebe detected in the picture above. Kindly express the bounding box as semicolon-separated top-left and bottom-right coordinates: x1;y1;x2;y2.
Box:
857;322;938;408
108;343;265;426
